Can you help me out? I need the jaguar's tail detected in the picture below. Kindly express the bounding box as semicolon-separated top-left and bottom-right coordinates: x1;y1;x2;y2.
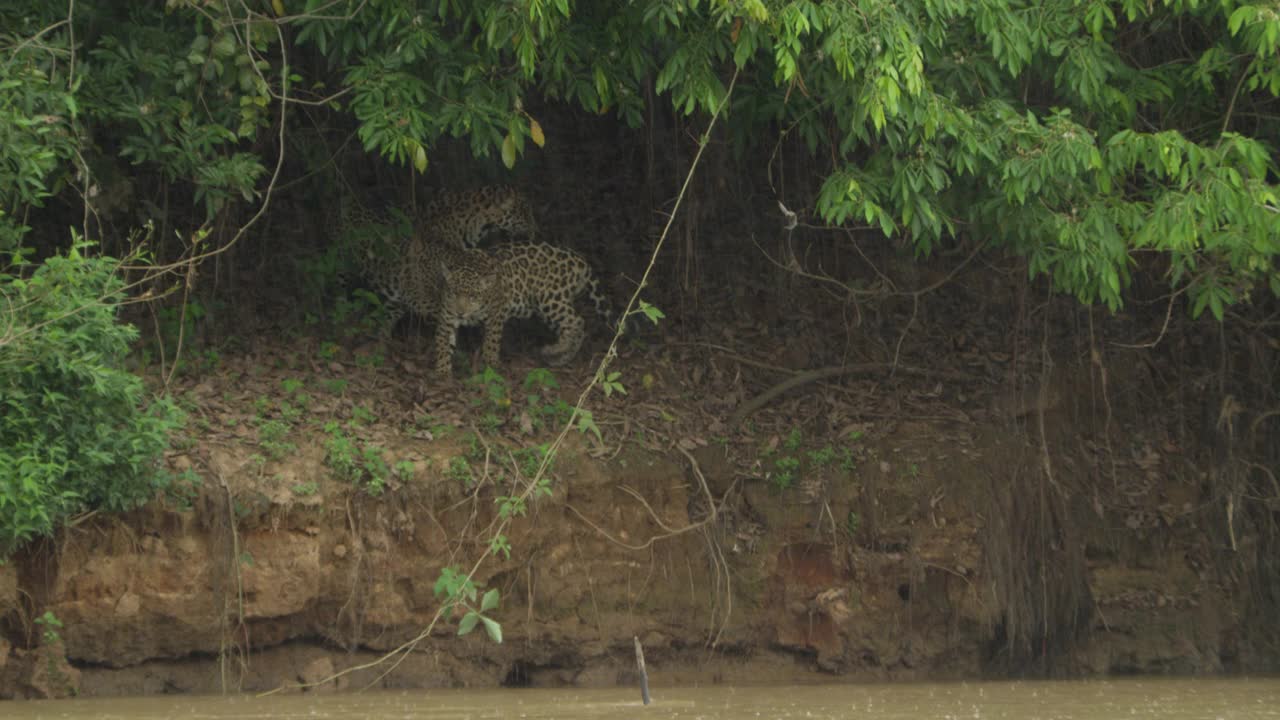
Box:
585;274;626;337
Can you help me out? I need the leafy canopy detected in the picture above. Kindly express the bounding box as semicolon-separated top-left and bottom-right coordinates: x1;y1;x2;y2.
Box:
0;0;1277;318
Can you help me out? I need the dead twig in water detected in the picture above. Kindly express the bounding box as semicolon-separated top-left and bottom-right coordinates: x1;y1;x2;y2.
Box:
634;636;652;705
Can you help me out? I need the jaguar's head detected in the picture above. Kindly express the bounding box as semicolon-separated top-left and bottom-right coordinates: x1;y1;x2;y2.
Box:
439;263;494;320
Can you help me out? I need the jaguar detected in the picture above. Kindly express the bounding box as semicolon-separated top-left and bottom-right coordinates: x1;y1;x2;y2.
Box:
422;185;537;249
334;201;420;335
335;201;614;373
433;242;616;374
336;184;535;334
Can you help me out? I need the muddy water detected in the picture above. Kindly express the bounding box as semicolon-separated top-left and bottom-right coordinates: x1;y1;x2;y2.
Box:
5;678;1279;719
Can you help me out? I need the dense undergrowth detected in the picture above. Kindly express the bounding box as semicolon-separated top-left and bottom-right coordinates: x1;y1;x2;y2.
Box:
0;243;181;556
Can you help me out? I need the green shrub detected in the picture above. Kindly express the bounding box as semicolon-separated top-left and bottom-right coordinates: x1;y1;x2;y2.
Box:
0;243;181;556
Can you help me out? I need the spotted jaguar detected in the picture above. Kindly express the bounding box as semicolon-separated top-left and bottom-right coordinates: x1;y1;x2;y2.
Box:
423;185;537;249
433;242;616;374
337;184;534;332
334;201;421;335
336;200;613;372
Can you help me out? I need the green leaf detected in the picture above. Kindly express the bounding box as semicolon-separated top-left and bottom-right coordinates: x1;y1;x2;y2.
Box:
501;134;516;168
481;588;500;612
576;410;602;441
480;616;503;644
1228;6;1255;36
638;300;665;324
458;611;479;636
413;144;428;173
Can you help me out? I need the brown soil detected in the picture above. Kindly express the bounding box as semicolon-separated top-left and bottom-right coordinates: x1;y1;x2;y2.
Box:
2;260;1276;700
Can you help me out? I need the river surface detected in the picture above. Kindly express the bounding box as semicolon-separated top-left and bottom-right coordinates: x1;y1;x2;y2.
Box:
4;678;1279;719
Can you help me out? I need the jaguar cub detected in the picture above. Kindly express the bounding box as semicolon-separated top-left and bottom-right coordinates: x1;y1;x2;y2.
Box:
434;242;614;374
424;185;537;249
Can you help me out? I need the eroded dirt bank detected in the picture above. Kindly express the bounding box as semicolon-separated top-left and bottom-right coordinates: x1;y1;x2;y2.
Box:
2;312;1276;699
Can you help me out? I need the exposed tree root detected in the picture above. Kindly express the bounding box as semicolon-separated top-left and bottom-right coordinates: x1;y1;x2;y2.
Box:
729;363;973;427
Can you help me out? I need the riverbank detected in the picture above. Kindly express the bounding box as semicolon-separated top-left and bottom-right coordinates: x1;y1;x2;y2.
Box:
2;309;1274;698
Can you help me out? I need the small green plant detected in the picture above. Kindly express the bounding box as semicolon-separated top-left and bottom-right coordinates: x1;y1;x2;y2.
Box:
808;444;836;469
772;455;800;491
489;533;512;559
513;443;554;479
360;445;390;495
34;611;63;645
522;368;558;392
200;349;222;371
415;412;455;438
518;368;566;432
575;409;602;441
462;432;485;461
333;289;390;340
540;398;574;425
322;424;392;495
447;456;474;486
433;567;502;643
322;378;349;395
292;481;320;497
839;447;858;473
598;370;627;397
253;395;272;418
757;428;852;494
634;299;665;326
496;495;526;519
281;378;304;395
257;419;295;461
351;404;377;425
845;511;861;535
33;607;72;696
248;453;268;473
317;341;341;361
278;399;303;424
394;459;416;482
783;427;804;452
468;367;510;409
323;421;359;481
495;475;552;521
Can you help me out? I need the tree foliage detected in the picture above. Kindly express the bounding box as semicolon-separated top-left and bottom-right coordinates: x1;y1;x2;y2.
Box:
0;0;1274;317
0;242;181;556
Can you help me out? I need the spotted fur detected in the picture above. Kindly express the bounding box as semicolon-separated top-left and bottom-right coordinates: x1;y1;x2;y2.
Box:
423;185;537;249
337;185;533;333
334;201;421;335
434;242;615;374
337;192;607;373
